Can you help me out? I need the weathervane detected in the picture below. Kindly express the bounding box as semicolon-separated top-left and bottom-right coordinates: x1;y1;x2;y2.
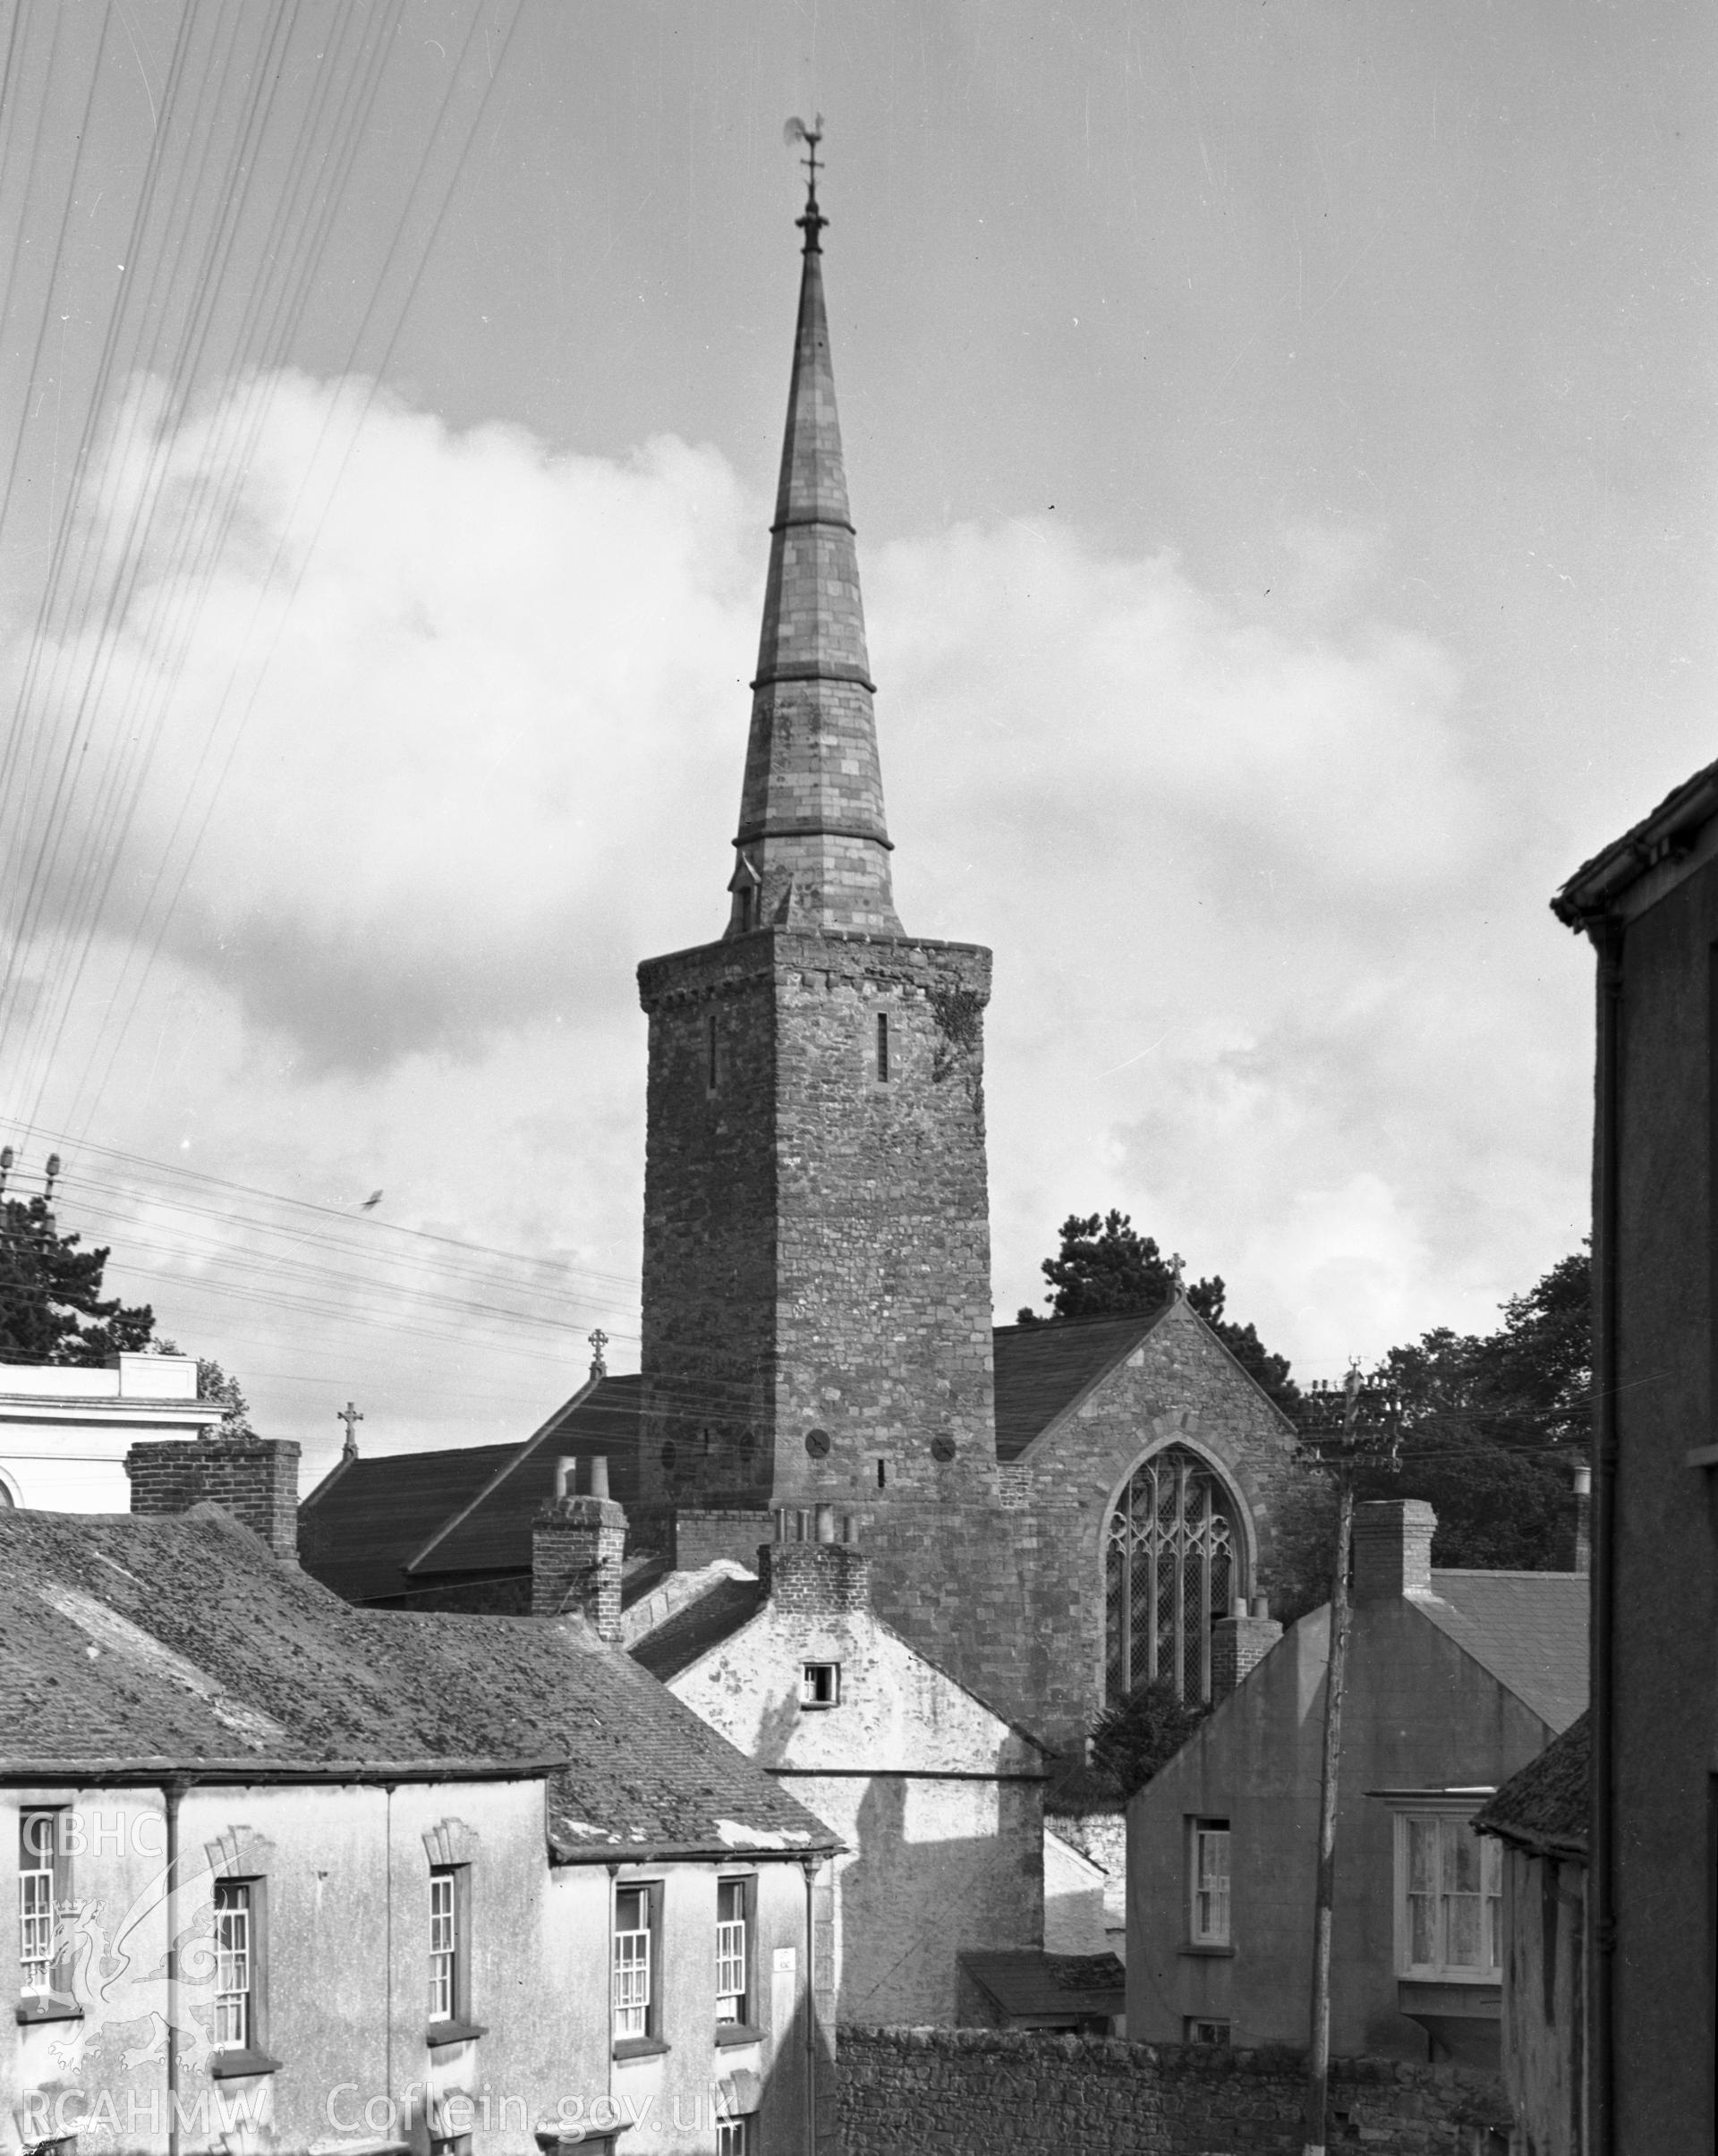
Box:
784;114;826;245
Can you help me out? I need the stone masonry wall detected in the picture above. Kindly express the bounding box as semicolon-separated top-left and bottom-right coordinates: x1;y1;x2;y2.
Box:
637;925;996;1524
838;2028;1511;2156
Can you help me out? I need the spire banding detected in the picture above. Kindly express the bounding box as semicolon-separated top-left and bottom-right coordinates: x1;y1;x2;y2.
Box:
727;142;902;938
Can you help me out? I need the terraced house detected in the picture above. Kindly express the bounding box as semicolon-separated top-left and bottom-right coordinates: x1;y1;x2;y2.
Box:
3;1456;839;2156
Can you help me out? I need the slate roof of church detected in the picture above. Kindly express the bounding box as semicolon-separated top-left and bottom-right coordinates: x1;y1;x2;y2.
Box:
0;1504;837;1863
298;1373;641;1603
296;1440;518;1602
1474;1710;1589;1860
1419;1570;1589;1733
991;1310;1170;1461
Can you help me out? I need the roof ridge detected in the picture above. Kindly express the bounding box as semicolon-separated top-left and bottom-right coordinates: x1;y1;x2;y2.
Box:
404;1371;604;1575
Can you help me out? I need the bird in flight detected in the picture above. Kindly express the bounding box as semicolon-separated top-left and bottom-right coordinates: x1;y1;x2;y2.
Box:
361;1190;383;1211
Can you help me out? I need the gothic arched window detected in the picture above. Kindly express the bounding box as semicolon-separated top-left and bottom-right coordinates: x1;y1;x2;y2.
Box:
1104;1446;1245;1708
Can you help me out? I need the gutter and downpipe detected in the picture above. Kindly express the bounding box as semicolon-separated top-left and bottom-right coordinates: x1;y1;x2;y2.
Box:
1588;915;1622;2156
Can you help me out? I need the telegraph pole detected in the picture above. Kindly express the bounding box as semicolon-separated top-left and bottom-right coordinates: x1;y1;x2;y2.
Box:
1298;1366;1400;2156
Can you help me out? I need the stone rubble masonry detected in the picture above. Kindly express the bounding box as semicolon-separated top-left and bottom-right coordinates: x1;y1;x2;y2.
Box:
531;1492;625;1634
1353;1498;1437;1604
125;1437;302;1559
759;1538;872;1614
836;2027;1511;2156
1211;1611;1284;1701
636;925;996;1524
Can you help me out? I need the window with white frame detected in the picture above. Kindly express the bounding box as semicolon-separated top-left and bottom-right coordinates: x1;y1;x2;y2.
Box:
18;1811;60;1998
1397;1812;1501;1979
429;1868;459;2022
1189;1818;1231;1947
213;1880;254;2051
716;1878;751;2024
716;2117;752;2156
613;1885;655;2040
1186;2016;1230;2046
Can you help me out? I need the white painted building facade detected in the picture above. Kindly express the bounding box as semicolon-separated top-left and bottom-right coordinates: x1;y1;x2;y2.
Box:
0;1354;222;1512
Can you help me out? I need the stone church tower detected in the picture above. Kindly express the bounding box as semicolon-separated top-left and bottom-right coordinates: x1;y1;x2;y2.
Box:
637;168;998;1523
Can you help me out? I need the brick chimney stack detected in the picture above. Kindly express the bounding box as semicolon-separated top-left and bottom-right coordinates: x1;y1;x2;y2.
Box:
1211;1594;1283;1698
125;1437;302;1559
533;1455;625;1637
758;1504;871;1613
1352;1499;1437;1603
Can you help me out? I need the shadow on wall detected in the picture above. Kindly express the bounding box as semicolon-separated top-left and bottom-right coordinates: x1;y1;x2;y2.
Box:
835;1776;1042;2027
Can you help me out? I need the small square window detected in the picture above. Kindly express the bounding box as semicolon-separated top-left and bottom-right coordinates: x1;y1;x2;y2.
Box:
800;1662;840;1709
1186;2016;1230;2046
1189;1818;1230;1947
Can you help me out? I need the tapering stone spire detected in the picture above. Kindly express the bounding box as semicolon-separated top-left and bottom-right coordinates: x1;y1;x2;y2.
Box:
727;154;902;938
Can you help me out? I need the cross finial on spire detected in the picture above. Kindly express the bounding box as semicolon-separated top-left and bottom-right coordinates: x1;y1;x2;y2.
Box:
588;1328;609;1379
337;1400;363;1459
1169;1252;1186;1297
784;114;827;250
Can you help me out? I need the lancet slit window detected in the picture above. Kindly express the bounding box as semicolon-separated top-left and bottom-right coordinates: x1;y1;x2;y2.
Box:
1104;1446;1241;1708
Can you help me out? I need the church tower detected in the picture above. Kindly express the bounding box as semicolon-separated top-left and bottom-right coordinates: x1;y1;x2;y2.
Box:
636;155;996;1527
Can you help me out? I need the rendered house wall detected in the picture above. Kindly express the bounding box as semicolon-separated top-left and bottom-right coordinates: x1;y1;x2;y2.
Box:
1602;848;1718;2151
1127;1594;1559;2063
661;1586;1042;2024
2;1779;823;2156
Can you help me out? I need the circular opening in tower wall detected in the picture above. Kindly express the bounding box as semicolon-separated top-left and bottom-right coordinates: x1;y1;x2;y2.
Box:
804;1429;831;1457
931;1435;957;1463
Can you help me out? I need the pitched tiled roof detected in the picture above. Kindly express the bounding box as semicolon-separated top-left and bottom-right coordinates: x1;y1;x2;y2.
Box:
958;1949;1126;2020
991;1311;1169;1461
1475;1710;1589;1859
1418;1571;1589;1733
298;1441;519;1602
0;1506;838;1861
407;1374;641;1579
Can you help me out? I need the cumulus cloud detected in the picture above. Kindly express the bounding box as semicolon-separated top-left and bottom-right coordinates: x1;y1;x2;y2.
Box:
0;372;1593;1463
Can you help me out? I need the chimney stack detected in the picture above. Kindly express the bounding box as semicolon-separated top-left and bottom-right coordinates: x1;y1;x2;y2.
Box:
758;1507;870;1613
1352;1499;1436;1603
1211;1593;1283;1699
533;1457;625;1637
1556;1457;1592;1573
125;1437;302;1560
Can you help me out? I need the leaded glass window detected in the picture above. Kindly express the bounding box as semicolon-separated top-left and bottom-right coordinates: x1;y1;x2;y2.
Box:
1104;1446;1242;1706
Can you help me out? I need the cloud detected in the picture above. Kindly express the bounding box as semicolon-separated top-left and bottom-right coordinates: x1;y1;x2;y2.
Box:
0;373;1593;1462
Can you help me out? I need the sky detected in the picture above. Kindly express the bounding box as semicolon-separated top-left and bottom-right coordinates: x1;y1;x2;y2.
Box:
0;0;1712;1490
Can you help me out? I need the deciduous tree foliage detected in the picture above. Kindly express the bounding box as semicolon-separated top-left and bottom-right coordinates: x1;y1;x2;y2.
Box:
1017;1209;1302;1417
1087;1676;1212;1800
0;1196;156;1365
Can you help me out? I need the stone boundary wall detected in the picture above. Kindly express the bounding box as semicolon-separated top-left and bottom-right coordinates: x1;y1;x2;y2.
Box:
837;2027;1510;2156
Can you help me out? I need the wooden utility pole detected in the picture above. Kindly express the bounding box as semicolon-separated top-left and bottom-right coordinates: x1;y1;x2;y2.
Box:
1299;1367;1400;2156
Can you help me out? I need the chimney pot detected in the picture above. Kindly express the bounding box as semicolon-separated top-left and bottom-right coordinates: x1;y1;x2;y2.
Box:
555;1456;576;1499
589;1454;609;1500
814;1502;836;1544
